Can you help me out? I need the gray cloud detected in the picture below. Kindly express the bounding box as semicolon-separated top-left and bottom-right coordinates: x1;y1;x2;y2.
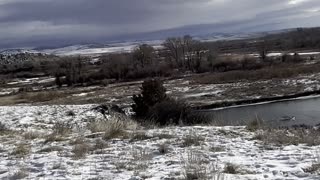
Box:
0;0;320;48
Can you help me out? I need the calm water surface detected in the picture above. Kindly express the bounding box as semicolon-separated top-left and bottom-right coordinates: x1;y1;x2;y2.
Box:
202;96;320;126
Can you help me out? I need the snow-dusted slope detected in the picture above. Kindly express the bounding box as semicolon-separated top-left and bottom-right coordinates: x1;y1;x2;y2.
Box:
41;44;137;56
0;105;319;180
0;31;259;56
0;40;164;56
0;49;38;55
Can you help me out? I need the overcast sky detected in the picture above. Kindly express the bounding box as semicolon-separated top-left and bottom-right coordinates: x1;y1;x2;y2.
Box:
0;0;320;48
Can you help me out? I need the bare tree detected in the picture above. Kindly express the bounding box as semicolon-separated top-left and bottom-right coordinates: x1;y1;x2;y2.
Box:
163;35;204;71
132;44;155;68
258;39;270;61
101;54;130;80
191;42;206;72
207;50;218;72
163;37;183;67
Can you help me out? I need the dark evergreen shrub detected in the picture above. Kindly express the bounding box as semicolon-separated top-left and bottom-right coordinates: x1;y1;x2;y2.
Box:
132;79;167;118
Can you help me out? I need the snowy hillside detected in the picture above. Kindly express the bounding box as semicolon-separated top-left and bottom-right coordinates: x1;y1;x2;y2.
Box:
0;31;261;56
0;105;319;179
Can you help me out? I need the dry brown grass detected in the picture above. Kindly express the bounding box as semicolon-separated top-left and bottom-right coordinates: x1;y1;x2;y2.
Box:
102;120;128;141
182;131;204;147
92;139;108;153
41;121;72;144
246;116;265;132
195;63;320;84
38;146;64;153
23;131;41;140
11;144;31;158
130;147;153;174
43;133;67;144
69;137;87;145
182;151;221;180
16;90;66;103
253;128;320;146
129;131;152;142
88;116;138;141
88;115;138;133
52;121;73;135
152;133;175;139
72;142;90;159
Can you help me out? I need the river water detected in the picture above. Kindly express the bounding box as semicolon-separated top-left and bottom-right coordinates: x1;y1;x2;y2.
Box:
201;96;320;126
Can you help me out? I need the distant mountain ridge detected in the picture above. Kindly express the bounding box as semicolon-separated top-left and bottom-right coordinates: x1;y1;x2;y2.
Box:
0;29;292;56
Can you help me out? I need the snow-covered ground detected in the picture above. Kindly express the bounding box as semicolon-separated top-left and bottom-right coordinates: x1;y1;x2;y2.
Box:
249;52;320;58
0;105;319;179
0;40;164;56
41;45;138;56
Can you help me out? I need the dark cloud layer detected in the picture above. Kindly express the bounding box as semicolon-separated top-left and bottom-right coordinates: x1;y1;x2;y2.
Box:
0;0;320;48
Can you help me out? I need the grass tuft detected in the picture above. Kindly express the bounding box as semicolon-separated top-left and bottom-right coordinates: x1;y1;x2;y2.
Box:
23;131;41;140
246;116;264;132
11;144;31;158
182;131;204;147
72;143;90;159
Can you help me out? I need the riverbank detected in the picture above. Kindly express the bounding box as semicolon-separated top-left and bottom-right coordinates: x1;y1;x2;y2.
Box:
196;90;320;110
1;71;320;110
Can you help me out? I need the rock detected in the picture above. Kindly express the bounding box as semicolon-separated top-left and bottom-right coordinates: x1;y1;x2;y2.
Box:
272;170;279;175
